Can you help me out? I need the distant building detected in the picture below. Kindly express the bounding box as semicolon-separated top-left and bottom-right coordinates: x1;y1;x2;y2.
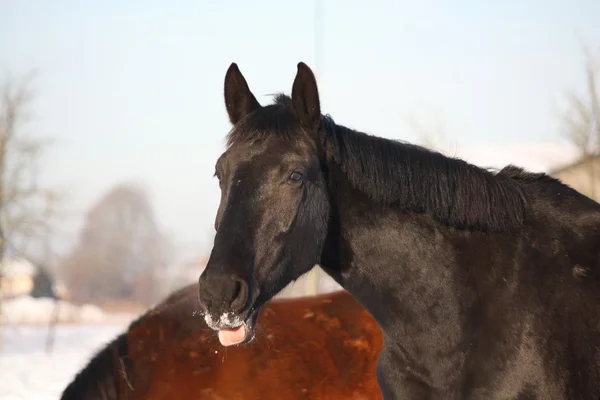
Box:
0;257;62;300
550;153;600;201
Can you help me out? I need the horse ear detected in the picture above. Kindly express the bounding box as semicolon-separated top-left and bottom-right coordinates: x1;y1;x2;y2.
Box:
224;63;261;125
291;62;321;132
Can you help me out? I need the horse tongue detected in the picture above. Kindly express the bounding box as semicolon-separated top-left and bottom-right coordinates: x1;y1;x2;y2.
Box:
218;325;246;346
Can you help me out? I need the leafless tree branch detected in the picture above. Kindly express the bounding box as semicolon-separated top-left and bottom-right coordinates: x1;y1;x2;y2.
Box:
0;70;63;354
557;43;600;200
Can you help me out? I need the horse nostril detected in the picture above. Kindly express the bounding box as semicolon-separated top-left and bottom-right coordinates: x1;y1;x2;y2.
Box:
230;278;249;313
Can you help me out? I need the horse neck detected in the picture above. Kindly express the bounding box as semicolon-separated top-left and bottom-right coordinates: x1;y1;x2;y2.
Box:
317;122;525;336
320;172;462;329
318;128;481;347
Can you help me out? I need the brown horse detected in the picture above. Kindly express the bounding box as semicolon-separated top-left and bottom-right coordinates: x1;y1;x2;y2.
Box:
60;284;382;399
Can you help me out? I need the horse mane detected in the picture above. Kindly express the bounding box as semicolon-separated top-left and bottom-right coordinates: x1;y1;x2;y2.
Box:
59;332;130;400
496;165;560;183
228;94;528;232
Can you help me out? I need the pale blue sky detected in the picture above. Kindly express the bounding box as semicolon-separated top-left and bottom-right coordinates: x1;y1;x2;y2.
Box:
1;0;599;261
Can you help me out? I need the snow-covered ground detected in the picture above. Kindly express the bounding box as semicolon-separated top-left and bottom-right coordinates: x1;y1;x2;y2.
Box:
0;295;136;399
0;323;130;400
1;295;133;325
3;297;103;324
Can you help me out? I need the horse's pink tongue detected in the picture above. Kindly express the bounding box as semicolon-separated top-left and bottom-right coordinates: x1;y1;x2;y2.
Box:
218;325;246;346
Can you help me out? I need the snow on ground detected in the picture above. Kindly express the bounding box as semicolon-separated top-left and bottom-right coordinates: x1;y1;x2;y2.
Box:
3;296;104;324
0;323;130;400
2;295;133;325
0;296;137;399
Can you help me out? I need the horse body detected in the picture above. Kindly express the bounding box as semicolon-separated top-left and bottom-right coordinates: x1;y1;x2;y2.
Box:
326;166;600;399
61;285;382;400
197;62;600;399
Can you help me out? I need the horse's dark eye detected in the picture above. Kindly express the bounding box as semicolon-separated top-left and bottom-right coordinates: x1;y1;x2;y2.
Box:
289;171;304;182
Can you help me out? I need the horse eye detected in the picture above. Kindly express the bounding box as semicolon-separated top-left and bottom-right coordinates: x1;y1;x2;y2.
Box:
289;171;304;182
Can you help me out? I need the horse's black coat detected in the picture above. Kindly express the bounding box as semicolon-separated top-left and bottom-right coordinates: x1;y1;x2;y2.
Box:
197;62;600;399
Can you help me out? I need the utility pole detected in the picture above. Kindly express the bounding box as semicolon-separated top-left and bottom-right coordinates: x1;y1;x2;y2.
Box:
304;0;323;297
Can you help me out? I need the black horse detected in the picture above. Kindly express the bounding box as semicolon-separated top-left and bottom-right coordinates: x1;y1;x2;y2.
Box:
197;62;600;399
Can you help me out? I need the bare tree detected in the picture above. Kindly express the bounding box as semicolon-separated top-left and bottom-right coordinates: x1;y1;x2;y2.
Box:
61;183;172;306
0;71;63;352
558;44;600;199
0;72;64;256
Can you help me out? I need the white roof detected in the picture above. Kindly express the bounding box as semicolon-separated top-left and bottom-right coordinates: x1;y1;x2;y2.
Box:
0;257;36;278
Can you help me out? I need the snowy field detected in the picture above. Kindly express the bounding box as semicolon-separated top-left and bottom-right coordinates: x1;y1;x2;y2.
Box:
0;296;136;400
0;323;129;400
